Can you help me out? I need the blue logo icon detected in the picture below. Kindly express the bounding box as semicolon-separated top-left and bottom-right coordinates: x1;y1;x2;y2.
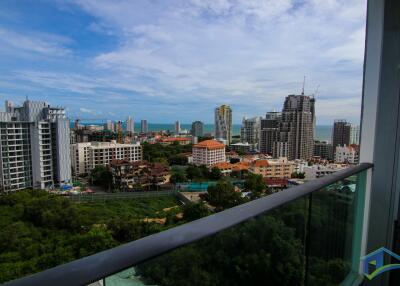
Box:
361;247;400;280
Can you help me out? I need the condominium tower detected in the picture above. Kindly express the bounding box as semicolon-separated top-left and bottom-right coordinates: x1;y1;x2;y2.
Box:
240;117;261;150
0;100;71;191
332;120;351;149
350;124;360;145
174;121;181;134
141;120;148;134
259;112;281;154
126;116;134;134
191;121;204;137
274;95;315;160
215;105;232;145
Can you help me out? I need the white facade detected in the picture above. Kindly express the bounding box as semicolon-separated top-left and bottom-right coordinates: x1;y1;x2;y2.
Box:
303;164;346;180
192;140;226;167
71;140;142;176
350;125;360;145
240;116;261;150
215;105;232;145
335;145;359;164
0;100;71;191
126;116;134;133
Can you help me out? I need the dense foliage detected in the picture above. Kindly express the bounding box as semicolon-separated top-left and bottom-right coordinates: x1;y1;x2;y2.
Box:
137;189;354;286
0;190;180;283
90;165;113;190
142;142;192;165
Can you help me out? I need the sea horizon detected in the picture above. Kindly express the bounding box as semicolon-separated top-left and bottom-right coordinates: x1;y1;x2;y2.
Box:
72;121;333;142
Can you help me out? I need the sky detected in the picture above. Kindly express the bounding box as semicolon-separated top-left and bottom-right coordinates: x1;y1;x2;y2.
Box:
0;0;367;124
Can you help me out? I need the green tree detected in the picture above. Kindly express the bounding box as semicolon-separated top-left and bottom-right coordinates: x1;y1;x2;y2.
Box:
90;165;112;190
208;167;222;180
204;180;246;211
170;170;187;184
244;173;268;198
186;165;204;181
183;203;210;221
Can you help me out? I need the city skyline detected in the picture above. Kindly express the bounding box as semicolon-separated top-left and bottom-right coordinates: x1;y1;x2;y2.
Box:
0;0;366;124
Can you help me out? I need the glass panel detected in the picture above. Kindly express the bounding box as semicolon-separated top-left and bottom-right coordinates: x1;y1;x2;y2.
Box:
101;170;367;286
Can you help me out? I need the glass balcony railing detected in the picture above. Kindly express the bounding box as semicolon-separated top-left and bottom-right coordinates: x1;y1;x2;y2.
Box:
3;163;372;286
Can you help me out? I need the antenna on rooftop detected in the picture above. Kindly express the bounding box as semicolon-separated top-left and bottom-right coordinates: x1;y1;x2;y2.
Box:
301;76;306;95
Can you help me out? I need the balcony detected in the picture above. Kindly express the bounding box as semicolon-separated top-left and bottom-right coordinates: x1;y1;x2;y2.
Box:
3;163;372;286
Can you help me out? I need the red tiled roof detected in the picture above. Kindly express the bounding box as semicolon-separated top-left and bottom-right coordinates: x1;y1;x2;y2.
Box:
252;160;269;167
160;137;191;142
193;139;225;150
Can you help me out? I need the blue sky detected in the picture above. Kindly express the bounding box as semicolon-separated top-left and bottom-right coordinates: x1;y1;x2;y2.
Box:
0;0;366;124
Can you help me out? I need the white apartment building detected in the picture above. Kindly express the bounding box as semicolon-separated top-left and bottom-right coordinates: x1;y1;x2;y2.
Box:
0;100;71;191
192;140;226;167
240;116;261;150
303;164;346;180
335;145;359;164
71;140;142;176
350;125;360;145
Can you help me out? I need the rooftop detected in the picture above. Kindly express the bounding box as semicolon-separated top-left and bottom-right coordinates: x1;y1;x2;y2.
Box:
193;139;225;150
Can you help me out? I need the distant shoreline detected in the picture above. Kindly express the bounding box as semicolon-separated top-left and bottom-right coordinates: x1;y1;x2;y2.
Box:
72;122;333;142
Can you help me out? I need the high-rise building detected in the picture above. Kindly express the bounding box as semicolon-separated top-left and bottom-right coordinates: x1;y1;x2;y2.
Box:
105;120;115;132
141;120;148;134
191;121;204;137
274;94;315;160
0;100;71;191
314;141;333;160
350;124;360;145
126;116;134;134
215;105;232;145
259;112;281;154
240;117;261;150
332;120;351;150
174;121;181;134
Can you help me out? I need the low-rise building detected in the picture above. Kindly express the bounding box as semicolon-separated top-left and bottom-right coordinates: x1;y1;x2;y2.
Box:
192;140;226;166
71;140;142;176
303;164;347;180
248;157;295;179
335;144;359;164
158;137;192;145
109;160;170;191
230;142;252;153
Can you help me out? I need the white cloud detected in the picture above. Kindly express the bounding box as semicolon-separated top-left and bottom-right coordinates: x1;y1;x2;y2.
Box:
1;0;367;124
0;28;71;56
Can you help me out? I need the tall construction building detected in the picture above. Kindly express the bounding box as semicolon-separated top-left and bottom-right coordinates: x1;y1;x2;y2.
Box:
215;105;232;145
0;100;71;192
140;119;148;134
191;121;204;137
240;117;261;150
332;120;351;149
274;94;315;160
126;116;134;134
259;112;281;154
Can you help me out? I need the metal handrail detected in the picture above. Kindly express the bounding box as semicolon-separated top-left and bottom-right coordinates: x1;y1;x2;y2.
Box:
3;163;373;286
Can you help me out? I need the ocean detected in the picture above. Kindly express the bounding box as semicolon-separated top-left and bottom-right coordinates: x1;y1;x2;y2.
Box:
73;122;333;142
